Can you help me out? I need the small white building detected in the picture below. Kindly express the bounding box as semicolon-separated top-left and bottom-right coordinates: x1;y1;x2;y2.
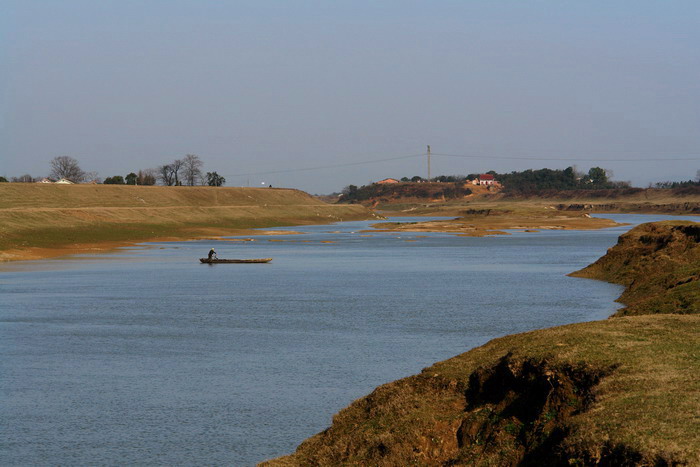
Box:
477;174;496;186
55;178;75;184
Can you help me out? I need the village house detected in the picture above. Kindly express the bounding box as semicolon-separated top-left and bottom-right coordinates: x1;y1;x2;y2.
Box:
36;178;55;183
473;174;497;186
55;178;75;184
376;178;400;185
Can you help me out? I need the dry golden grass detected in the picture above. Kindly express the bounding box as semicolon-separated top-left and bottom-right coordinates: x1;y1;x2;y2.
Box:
0;184;375;260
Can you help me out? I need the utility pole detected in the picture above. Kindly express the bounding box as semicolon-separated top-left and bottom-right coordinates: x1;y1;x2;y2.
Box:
427;145;431;182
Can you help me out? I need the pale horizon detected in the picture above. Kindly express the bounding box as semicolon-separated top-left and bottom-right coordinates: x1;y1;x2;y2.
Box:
2;1;699;193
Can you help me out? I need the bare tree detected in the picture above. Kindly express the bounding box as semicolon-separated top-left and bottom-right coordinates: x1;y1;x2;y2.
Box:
138;169;157;186
182;154;203;186
50;156;85;182
84;171;101;183
11;174;35;183
158;164;175;186
171;159;183;185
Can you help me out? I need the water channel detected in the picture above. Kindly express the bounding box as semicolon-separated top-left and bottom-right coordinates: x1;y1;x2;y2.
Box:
1;213;696;465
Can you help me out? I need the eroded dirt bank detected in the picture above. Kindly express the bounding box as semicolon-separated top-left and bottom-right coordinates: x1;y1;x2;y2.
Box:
263;221;700;466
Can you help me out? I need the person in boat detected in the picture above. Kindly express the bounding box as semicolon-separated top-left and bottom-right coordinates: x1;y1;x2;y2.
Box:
208;248;217;260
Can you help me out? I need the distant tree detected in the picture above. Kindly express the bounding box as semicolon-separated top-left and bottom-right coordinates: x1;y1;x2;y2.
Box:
158;164;175;186
0;176;8;182
588;167;608;186
11;174;34;183
182;154;203;186
158;159;185;186
50;156;85;182
411;176;423;182
84;171;101;183
206;171;225;187
342;184;358;197
125;172;138;185
137;169;156;186
400;177;410;182
103;175;125;184
171;158;183;185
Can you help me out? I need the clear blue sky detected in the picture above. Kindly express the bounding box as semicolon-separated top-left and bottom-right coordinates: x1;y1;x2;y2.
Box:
2;1;699;192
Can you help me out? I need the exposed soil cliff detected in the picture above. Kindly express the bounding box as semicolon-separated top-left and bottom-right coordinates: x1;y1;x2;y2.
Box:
571;222;700;316
263;221;700;466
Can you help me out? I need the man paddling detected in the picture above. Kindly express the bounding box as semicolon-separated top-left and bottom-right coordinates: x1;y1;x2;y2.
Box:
208;248;217;260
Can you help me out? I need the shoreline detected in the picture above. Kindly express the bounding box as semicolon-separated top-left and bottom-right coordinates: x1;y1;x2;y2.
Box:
265;220;700;466
0;210;630;262
0;184;378;263
369;209;626;236
0;227;312;263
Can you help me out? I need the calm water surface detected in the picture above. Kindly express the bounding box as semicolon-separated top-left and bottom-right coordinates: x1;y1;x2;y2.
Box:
1;213;695;465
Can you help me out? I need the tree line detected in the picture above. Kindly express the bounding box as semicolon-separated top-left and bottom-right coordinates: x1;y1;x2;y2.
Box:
338;166;634;202
340;181;473;203
489;166;631;193
653;170;700;189
1;155;226;186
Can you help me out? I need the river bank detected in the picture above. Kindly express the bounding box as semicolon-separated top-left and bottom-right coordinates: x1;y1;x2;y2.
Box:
0;184;377;261
265;221;700;466
363;186;700;217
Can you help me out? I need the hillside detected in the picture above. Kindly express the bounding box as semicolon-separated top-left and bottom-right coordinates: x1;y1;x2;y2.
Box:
343;184;700;216
0;184;375;261
264;221;700;466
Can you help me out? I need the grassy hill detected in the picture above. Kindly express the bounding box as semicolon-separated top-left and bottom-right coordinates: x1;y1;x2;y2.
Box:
0;184;375;261
264;222;700;466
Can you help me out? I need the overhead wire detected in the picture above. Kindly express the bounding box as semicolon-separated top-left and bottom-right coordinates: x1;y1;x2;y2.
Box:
222;151;699;178
432;153;700;162
225;153;424;178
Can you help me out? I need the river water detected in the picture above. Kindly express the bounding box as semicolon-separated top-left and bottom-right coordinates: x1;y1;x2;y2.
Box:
0;213;695;465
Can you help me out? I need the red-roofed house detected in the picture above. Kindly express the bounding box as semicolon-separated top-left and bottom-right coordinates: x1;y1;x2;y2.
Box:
477;174;496;186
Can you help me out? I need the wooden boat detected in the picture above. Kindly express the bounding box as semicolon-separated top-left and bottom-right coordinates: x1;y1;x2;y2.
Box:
199;258;272;264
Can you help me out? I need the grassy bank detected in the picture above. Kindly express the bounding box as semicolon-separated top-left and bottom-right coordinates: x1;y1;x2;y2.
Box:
264;221;700;466
0;184;376;261
571;221;699;316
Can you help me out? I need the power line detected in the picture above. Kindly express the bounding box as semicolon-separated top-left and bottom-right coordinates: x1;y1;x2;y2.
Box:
225;153;424;178
432;153;700;162
220;150;699;179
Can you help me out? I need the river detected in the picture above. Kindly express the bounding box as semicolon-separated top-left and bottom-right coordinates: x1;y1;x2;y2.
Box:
0;213;696;465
